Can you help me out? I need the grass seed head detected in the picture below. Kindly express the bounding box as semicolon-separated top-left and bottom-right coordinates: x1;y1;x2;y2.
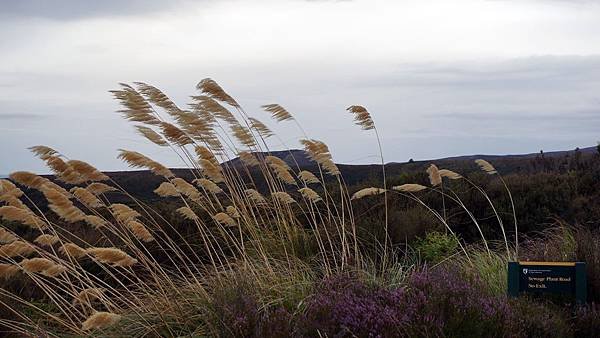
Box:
81;312;122;331
392;184;428;193
351;187;386;200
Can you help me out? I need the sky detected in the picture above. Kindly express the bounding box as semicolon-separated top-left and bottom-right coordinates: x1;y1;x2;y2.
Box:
1;0;600;174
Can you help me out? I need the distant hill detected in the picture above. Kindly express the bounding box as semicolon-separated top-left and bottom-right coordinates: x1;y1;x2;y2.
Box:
9;145;597;203
225;146;598;169
224;149;314;168
433;146;597;162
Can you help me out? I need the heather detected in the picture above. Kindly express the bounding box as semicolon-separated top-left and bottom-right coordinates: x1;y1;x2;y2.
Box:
0;79;598;337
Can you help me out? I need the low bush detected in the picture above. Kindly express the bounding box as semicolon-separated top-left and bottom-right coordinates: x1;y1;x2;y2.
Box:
572;303;600;338
414;231;459;264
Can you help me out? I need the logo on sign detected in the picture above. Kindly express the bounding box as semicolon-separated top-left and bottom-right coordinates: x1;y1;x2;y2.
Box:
523;268;528;274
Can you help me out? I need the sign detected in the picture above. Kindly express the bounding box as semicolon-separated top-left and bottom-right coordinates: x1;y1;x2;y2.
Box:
508;261;586;303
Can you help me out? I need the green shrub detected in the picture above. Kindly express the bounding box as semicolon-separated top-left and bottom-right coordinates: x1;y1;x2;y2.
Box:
414;231;459;264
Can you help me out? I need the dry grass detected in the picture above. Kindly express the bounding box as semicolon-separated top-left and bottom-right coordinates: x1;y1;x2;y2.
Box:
0;78;518;336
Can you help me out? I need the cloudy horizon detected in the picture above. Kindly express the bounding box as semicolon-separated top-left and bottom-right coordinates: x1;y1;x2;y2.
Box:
1;0;600;174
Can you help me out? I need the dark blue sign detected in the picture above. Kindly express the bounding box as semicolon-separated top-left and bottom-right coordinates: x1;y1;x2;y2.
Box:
508;262;586;304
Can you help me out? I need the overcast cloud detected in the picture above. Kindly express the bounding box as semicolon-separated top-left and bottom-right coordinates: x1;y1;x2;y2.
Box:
1;0;600;174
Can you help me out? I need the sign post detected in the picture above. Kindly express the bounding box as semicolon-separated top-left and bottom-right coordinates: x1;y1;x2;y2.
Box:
507;261;586;304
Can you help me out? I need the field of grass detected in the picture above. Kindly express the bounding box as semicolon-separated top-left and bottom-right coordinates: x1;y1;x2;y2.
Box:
0;79;599;337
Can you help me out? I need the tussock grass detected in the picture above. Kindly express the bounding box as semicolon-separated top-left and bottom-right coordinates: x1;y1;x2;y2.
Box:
0;78;520;336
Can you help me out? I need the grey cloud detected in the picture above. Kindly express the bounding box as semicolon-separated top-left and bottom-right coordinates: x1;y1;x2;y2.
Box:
362;56;600;90
0;113;45;120
0;0;192;20
428;109;600;121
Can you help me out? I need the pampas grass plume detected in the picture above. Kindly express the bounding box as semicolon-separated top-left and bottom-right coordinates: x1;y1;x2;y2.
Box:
21;258;67;277
74;288;105;305
475;159;497;174
346;105;375;130
262;104;294;122
0;263;19;279
426;164;442;187
245;189;267;206
70;187;103;208
213;212;236;227
177;206;199;221
298;170;320;184
34;234;60;247
271;191;296;205
154;182;180;197
439;169;462;180
238;151;260;167
127;220;154;242
0;229;18;244
225;206;240;219
351;187;385;200
392;184;427;193
298;187;322;202
85;215;108;229
86;247;138;267
86;182;117;195
59;243;87;259
81;312;122;331
0;241;34;258
110;204;141;223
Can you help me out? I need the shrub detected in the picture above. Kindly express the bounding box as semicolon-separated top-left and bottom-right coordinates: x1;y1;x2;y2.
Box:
300;275;408;337
414;231;459;264
404;268;514;337
300;269;531;337
573;303;600;338
204;281;260;337
507;298;572;338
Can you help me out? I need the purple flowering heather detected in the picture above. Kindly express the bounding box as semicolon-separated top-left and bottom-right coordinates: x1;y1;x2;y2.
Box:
211;268;583;337
301;269;517;337
300;275;411;337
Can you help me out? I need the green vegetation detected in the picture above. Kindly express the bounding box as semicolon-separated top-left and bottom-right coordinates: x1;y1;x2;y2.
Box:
414;231;459;264
0;79;598;337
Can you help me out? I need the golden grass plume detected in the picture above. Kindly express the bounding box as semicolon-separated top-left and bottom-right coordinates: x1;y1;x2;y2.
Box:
86;182;117;195
426;164;442;187
59;243;87;259
475;159;497;175
262;104;294;122
193;178;223;194
0;263;19;279
86;247;138;267
346;105;375;130
392;184;427;193
127;220;154;242
34;234;60;247
298;170;320;184
271;191;296;205
70;187;103;208
298;187;322;202
118;150;174;178
351;187;385;200
0;241;34;258
177;206;199;221
21;258;67;277
81;311;122;331
0;229;18;244
439;169;462;180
